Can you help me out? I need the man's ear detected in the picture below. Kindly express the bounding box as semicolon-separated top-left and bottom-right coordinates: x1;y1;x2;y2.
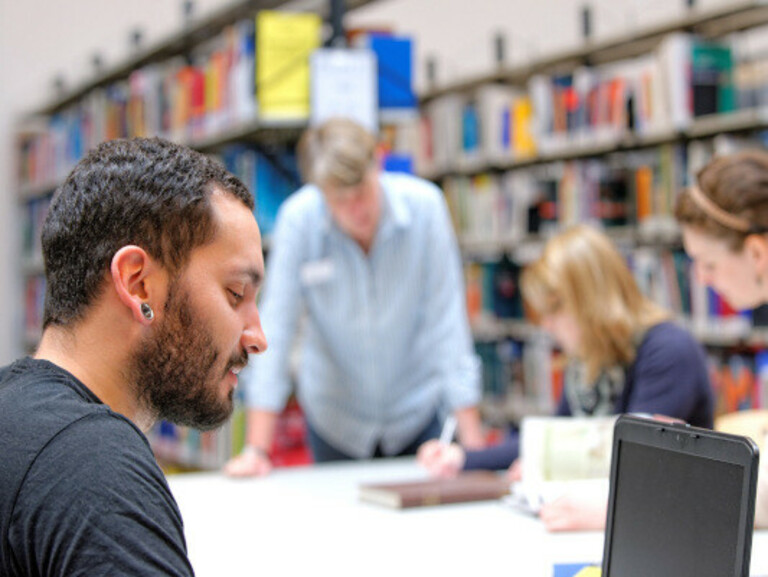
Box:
110;245;161;325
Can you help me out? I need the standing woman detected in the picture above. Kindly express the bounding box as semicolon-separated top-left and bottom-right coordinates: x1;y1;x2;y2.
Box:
675;148;768;528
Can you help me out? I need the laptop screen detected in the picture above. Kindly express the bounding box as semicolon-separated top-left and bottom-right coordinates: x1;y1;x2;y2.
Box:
607;439;744;577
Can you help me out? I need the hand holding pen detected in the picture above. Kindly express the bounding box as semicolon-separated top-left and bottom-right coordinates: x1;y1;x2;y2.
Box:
416;415;466;478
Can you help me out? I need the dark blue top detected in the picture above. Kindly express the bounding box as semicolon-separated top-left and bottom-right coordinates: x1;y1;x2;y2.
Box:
464;322;714;470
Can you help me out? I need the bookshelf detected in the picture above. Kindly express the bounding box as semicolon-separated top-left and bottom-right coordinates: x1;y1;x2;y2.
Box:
13;0;412;471
421;110;768;181
413;0;768;422
420;0;768;104
30;0;383;118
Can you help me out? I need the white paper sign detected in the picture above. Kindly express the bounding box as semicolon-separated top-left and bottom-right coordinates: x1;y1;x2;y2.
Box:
310;48;378;134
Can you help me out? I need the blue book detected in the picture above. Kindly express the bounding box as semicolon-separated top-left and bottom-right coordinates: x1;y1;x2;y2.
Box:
707;286;720;318
368;35;415;110
501;107;511;149
462;101;480;152
255;151;300;236
382;154;413;174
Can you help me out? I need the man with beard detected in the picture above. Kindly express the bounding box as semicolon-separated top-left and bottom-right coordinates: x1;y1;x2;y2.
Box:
0;137;267;576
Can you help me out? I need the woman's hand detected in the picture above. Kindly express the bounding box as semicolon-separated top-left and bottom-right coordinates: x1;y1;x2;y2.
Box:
539;491;608;532
416;440;466;478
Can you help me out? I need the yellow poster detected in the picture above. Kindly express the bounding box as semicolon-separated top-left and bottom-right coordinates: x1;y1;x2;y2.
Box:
256;10;321;119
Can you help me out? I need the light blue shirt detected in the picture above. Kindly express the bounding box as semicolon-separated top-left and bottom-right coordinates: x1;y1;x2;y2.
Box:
242;172;481;458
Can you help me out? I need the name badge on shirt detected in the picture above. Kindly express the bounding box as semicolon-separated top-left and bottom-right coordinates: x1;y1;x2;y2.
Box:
300;259;335;286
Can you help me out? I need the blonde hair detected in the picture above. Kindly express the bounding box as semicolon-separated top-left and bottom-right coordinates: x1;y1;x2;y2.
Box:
297;117;377;188
521;225;670;382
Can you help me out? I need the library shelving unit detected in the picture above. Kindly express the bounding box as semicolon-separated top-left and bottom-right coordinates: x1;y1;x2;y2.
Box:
14;0;407;470
414;0;768;421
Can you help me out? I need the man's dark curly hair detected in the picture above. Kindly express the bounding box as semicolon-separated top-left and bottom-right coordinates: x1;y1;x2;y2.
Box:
41;137;254;328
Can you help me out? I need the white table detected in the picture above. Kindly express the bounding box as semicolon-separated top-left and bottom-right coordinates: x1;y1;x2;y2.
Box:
168;458;768;577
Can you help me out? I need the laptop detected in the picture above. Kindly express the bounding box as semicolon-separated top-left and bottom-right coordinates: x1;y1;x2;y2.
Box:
602;414;759;577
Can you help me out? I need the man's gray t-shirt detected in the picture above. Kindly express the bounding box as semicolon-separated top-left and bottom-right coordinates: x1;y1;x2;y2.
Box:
0;357;194;576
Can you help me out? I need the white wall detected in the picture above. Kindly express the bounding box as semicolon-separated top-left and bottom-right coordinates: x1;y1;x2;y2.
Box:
0;0;736;362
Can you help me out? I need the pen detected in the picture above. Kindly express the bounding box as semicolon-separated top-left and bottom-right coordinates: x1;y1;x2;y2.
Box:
439;415;458;446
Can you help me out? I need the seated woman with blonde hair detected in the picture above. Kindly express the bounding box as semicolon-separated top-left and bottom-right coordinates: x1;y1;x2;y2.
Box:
418;224;714;530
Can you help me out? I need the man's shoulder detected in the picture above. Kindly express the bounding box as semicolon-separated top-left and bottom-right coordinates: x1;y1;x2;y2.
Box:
0;364;174;574
5;412;191;576
0;358;122;443
0;359;155;506
37;411;158;483
52;409;149;452
17;412;169;534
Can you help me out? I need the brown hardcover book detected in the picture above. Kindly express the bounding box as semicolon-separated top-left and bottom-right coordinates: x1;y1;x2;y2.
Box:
359;471;511;509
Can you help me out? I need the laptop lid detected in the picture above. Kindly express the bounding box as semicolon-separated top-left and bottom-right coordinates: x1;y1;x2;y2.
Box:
602;414;759;577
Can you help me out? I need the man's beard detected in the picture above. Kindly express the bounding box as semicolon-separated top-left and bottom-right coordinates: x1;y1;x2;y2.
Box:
129;279;247;431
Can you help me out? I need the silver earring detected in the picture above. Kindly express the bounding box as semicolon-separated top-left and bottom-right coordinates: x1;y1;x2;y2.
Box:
140;303;154;321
